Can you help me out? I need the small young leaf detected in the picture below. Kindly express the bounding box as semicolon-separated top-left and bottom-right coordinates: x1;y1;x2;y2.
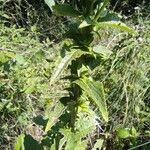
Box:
53;4;80;17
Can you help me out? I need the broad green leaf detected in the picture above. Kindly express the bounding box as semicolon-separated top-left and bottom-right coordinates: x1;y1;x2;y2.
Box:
50;49;88;84
53;4;80;17
44;0;55;11
74;78;108;122
116;128;131;139
93;45;112;59
93;139;104;150
96;21;135;33
14;134;25;150
45;102;65;132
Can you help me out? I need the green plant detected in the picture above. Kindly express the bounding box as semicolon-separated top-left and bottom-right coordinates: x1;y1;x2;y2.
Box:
14;0;135;149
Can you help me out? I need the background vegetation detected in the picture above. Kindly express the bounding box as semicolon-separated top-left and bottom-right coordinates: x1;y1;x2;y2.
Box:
0;0;149;149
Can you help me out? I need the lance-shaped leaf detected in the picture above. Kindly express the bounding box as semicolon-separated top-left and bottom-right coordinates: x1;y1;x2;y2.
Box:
74;78;108;122
44;0;55;11
53;4;80;17
96;21;135;33
50;49;88;84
